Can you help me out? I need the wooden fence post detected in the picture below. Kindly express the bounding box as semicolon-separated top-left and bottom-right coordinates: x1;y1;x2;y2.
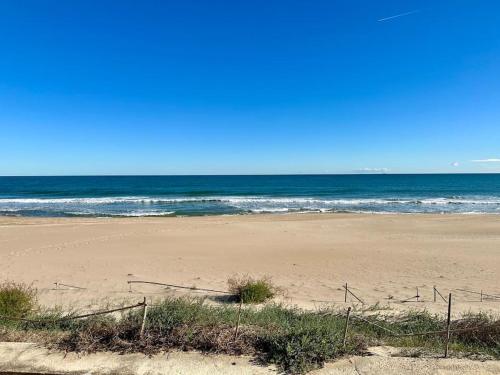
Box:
140;297;148;339
480;290;483;302
444;293;452;358
342;307;352;348
416;287;419;302
344;283;348;303
433;286;436;302
234;300;243;340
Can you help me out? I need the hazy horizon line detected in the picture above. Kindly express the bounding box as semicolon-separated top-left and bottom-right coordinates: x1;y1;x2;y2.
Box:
1;172;500;178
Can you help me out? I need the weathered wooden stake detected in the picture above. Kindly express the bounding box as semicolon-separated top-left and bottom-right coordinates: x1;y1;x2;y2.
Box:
480;290;483;302
55;282;59;290
444;293;452;358
140;297;148;339
342;307;352;348
344;283;348;303
433;286;437;302
234;299;243;340
434;286;447;303
416;287;419;302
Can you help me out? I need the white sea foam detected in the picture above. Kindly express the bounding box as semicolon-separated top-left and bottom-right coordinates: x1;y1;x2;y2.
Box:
249;207;295;213
110;211;175;217
0;196;226;204
64;210;175;217
2;195;500;206
0;197;147;204
2;195;500;216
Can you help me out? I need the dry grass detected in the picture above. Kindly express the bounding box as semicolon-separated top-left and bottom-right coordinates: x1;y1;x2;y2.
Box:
228;275;278;304
0;325;67;344
55;298;365;373
1;282;499;374
0;281;38;323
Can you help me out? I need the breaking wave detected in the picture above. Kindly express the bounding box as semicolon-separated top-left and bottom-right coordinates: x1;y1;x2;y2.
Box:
1;195;500;217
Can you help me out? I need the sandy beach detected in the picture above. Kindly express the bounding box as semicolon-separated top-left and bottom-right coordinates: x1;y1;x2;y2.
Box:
1;213;499;314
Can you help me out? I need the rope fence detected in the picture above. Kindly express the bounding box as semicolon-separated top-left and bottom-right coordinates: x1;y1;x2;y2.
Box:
123;279;499;357
1;278;498;359
0;300;146;324
343;282;364;304
343;292;497;358
54;282;86;290
434;285;447;303
50;279;500;306
455;288;500;302
127;280;232;295
330;283;500;305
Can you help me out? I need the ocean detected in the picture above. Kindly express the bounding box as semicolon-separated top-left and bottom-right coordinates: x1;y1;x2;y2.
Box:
0;174;500;217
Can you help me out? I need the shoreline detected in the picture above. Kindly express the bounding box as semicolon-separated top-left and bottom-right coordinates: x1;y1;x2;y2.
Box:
2;209;500;219
1;213;499;314
2;210;500;220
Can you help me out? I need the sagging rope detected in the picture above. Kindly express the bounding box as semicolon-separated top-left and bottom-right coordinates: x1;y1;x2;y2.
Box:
127;280;232;295
350;313;497;338
0;301;145;324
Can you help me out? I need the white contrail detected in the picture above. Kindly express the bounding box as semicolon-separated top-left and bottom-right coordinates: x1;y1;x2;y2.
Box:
378;9;420;22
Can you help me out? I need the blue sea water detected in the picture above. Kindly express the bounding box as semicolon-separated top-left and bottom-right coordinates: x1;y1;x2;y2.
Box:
0;174;500;217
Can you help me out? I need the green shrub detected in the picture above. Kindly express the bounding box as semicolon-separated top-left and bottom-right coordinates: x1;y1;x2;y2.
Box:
3;289;500;373
0;281;38;322
55;302;500;370
228;276;277;304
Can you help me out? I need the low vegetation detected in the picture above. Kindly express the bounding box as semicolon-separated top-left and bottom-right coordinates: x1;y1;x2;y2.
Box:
0;282;499;374
228;275;277;303
0;281;38;322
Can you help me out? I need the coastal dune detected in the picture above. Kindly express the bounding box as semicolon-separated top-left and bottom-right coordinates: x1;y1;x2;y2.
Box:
1;213;499;314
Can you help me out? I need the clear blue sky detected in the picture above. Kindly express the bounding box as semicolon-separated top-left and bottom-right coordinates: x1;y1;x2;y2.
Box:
1;0;499;175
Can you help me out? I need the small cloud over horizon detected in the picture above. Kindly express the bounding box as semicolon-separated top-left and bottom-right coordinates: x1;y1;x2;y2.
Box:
355;167;390;173
471;158;500;163
451;161;460;167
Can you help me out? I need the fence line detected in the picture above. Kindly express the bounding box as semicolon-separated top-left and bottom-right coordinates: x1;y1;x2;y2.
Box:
352;314;495;338
1;293;492;339
350;313;399;335
320;291;495;359
326;283;499;306
319;284;500;305
343;283;365;304
347;291;494;359
0;301;145;324
2;284;498;358
50;279;500;307
127;280;232;295
455;288;500;300
139;297;148;338
342;307;351;348
434;286;447;303
54;282;86;290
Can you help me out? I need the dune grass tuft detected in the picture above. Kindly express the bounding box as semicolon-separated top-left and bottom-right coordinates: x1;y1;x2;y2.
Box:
228;275;277;304
0;281;38;323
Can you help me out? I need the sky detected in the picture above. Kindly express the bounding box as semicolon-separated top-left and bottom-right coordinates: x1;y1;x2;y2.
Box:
1;0;499;175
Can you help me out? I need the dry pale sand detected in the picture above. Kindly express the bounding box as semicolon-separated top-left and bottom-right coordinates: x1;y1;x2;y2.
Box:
1;214;499;314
